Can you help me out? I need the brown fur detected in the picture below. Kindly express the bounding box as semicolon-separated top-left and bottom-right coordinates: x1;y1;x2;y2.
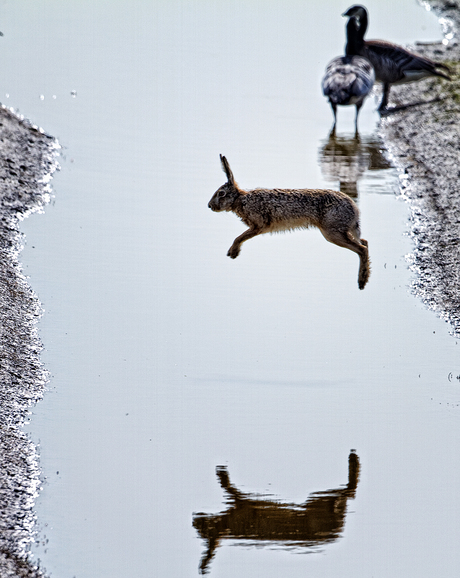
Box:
208;155;370;289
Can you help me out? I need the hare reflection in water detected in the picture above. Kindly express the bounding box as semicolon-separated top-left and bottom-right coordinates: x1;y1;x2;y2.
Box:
208;155;370;289
193;451;360;574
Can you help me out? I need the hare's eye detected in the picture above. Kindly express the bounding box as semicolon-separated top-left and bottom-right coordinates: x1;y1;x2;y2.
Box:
218;190;225;198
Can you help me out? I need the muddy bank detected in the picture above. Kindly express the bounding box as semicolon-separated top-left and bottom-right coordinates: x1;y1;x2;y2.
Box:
0;107;58;577
379;0;460;336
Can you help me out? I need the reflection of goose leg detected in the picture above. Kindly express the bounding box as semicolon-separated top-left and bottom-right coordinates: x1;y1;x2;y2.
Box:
354;102;362;135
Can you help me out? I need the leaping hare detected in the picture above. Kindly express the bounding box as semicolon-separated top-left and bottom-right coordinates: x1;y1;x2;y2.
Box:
208;155;370;289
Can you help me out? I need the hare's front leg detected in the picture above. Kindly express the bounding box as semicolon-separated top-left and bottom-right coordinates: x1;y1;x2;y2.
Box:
227;227;261;259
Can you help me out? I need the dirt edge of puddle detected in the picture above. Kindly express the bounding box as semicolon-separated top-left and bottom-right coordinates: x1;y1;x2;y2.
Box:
379;0;460;336
0;106;58;578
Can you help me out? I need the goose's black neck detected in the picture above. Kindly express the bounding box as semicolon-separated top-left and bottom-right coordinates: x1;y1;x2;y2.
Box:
345;14;367;55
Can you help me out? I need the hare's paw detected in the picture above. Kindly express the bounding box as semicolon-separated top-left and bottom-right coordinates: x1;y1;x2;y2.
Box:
227;245;240;259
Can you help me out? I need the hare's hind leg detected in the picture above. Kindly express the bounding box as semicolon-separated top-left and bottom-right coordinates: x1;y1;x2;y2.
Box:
320;228;370;290
349;223;367;248
227;226;261;259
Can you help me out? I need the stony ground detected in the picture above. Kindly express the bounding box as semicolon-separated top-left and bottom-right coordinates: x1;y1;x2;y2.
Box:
0;106;58;578
379;0;460;336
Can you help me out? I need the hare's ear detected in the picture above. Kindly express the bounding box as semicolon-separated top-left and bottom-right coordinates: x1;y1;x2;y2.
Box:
220;154;235;185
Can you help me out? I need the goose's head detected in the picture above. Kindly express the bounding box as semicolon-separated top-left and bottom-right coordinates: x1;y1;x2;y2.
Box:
342;5;368;21
342;5;368;35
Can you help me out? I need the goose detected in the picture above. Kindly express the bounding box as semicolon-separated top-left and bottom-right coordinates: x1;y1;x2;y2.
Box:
322;52;375;132
343;5;451;111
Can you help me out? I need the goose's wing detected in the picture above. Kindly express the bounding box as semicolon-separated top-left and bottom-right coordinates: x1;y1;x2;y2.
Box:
349;56;375;95
366;40;451;81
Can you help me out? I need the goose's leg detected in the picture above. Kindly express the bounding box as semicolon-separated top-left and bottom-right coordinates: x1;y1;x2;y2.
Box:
378;83;390;112
330;102;337;133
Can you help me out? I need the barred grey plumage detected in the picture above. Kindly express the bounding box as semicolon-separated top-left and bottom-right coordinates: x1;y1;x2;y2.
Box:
322;54;375;132
343;5;451;111
208;155;370;289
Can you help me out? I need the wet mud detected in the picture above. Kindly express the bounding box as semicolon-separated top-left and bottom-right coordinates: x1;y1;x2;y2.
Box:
0;107;58;577
379;0;460;336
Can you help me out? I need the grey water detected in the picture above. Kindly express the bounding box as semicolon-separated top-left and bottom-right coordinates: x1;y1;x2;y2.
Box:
2;0;459;576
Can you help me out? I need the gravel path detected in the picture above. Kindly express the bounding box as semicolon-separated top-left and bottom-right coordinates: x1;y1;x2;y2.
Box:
0;106;58;578
379;0;460;336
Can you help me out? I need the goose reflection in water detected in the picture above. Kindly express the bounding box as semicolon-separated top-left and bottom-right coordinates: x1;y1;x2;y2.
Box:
319;129;393;199
193;451;360;574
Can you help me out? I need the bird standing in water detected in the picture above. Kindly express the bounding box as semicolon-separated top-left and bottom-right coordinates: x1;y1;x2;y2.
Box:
342;4;450;112
322;10;375;132
322;52;375;133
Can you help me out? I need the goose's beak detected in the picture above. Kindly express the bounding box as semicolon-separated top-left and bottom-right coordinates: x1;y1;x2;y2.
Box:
342;7;356;17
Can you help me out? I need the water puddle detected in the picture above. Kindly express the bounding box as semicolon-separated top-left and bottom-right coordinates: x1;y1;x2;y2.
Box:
319;130;394;197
